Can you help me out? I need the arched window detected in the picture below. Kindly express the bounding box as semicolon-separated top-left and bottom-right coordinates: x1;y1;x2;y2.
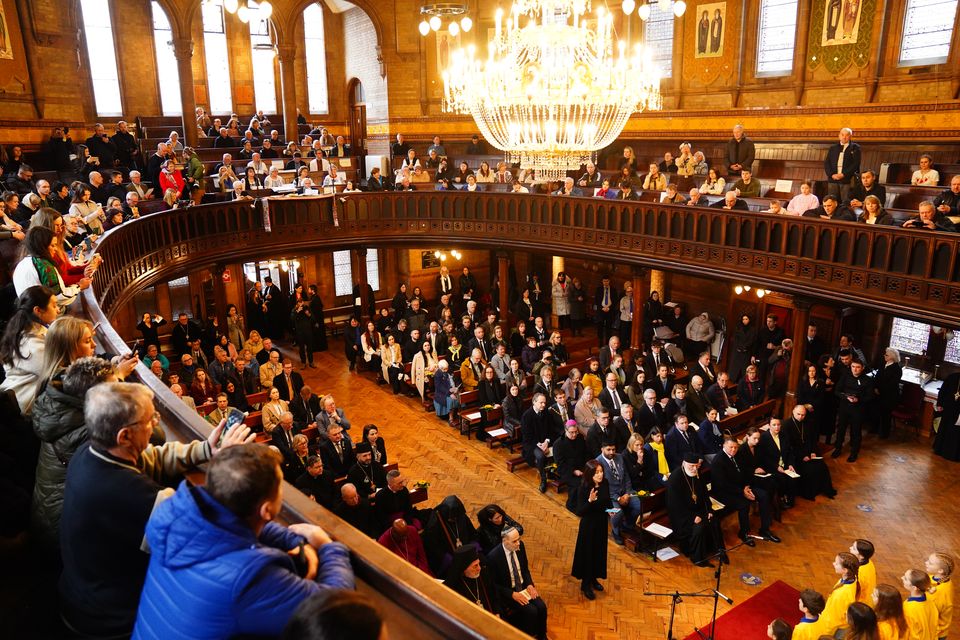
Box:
152;2;182;116
248;0;277;114
202;2;233;114
303;3;329;114
79;0;123;116
333;249;380;296
644;6;674;78
756;0;798;76
899;0;958;66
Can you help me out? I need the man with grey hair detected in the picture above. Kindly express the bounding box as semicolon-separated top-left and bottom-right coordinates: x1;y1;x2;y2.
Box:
170;382;197;411
726;124;755;174
59;383;254;638
126;170;154;199
123;190;141;220
486;526;548;639
824;127;861;201
554;176;583;197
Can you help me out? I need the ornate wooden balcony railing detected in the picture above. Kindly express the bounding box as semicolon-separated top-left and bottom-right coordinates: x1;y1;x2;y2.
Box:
90;192;960;327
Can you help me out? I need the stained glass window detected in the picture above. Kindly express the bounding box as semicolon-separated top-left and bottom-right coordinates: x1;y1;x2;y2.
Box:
756;0;798;76
899;0;958;66
644;5;674;78
889;317;930;356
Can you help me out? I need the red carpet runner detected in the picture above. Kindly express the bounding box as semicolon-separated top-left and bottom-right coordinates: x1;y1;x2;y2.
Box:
682;580;801;640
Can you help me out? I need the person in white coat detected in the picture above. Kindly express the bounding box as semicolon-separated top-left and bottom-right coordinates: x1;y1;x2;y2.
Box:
551;272;571;330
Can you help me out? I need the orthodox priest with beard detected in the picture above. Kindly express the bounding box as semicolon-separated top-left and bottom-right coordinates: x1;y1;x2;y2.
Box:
444;546;500;615
666;452;724;567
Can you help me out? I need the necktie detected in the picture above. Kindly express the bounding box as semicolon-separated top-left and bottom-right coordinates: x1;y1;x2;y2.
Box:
335;441;343;462
510;551;523;590
560;405;567;421
286;375;293;399
681;429;689;444
609;459;620;482
730;455;739;472
612;391;620;411
603;287;610;307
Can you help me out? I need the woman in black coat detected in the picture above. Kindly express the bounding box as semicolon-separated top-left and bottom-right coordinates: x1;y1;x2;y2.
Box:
934;372;960;462
571;459;611;600
736;365;765;410
136;313;166;353
501;384;524;437
475;504;524;555
362;424;388;465
816;354;839;443
621;433;664;492
642;291;664;345
728;314;758;383
796;363;827;437
874;348;903;439
390;283;409;323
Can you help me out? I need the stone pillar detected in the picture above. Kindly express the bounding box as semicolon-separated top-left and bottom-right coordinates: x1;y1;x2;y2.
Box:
171;38;198;148
276;43;299;151
355;247;370;320
397;248;411;283
783;297;813;418
630;267;646;352
498;251;510;327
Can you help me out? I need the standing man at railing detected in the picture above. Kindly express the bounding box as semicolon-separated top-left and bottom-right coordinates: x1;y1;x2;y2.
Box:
823;128;861;202
726;124;755;175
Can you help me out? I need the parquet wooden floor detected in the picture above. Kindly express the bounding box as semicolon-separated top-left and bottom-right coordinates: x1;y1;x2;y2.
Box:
290;339;960;640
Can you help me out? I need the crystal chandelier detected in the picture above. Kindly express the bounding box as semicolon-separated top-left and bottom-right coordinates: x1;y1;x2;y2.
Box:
442;0;662;182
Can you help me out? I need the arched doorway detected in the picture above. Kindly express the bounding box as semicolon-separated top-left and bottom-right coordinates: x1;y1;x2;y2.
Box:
347;77;367;175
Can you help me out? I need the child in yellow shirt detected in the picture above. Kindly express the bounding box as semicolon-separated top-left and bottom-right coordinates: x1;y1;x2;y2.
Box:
874;583;910;640
902;569;939;640
925;552;954;640
823;552;861;635
851;539;877;605
792;588;830;640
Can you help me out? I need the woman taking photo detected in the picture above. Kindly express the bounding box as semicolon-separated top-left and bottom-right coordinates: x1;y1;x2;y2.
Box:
225;304;245;349
571;459;610;600
69;184;105;235
13;227;91;309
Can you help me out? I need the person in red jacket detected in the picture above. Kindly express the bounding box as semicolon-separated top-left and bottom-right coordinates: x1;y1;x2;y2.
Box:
157;159;184;200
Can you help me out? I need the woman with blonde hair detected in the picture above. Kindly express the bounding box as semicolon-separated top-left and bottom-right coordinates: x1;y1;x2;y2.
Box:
574;385;603;435
859;194;895;226
618;146;639;175
245;329;264;356
285;434;310;482
261;386;289;433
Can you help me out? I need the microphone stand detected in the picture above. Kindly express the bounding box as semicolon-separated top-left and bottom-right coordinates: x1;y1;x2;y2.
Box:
643;589;709;640
693;539;750;640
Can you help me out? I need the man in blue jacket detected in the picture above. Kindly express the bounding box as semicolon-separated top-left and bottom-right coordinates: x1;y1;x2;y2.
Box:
132;444;355;639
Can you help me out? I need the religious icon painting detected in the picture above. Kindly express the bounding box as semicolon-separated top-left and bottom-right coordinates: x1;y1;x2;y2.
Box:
695;2;726;59
821;0;863;47
0;3;13;60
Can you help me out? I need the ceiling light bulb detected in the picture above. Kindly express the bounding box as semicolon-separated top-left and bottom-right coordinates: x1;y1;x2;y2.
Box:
419;20;430;36
260;0;273;18
637;3;651;20
429;15;442;31
743;285;751;291
224;0;238;12
673;0;686;16
460;16;472;32
734;285;743;295
237;5;250;22
658;0;671;11
449;21;460;36
622;0;636;14
756;289;765;298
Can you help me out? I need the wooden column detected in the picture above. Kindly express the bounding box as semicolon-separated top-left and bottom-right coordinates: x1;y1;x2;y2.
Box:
783;297;813;418
630;267;646;352
498;251;510;327
276;43;299;150
172;38;198;148
355;247;370;321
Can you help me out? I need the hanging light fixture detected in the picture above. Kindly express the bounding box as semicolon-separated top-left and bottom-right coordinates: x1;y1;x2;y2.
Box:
224;0;239;12
259;0;273;18
460;16;472;31
418;3;471;36
636;0;685;20
237;4;251;22
419;20;431;35
443;0;662;182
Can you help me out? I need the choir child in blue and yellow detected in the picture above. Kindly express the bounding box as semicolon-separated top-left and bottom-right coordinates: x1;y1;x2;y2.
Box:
822;552;861;635
791;589;830;640
850;539;878;605
901;569;939;640
925;551;954;640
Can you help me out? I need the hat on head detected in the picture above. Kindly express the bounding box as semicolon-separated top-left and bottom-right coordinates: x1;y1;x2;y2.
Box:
355;442;372;454
683;452;702;464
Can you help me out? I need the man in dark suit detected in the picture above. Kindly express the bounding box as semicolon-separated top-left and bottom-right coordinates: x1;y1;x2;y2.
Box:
643;341;675;377
706;372;735;415
650;364;676;401
685;375;713;425
171;312;202;356
597;440;642;546
296;456;340;510
594;275;616;347
290;385;322;432
486;528;549;640
598;373;629;415
467;326;492;362
585;408;625;458
553;421;588;513
597;335;621;372
636;389;668;436
663;414;704;472
801;194;855;221
710;436;780;545
548;389;574;436
271;412;299;481
845;169;886;210
272;360;305;402
521;394;552;493
318;424;355;478
802;323;828;365
329;136;350;157
690;351;717;387
612;403;640;438
188;338;210;371
823;127;861;201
